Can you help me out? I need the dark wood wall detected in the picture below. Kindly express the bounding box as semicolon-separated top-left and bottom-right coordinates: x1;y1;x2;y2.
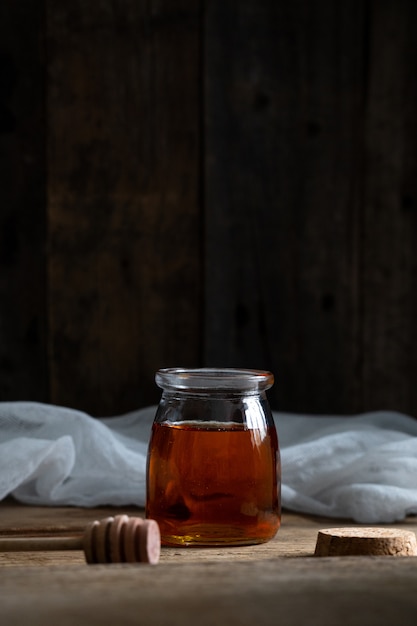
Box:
1;1;416;417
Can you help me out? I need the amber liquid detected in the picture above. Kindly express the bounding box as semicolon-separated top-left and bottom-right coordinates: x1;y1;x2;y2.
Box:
146;420;281;546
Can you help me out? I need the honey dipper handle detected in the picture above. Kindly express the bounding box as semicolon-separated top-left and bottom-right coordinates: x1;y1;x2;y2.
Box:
0;536;83;552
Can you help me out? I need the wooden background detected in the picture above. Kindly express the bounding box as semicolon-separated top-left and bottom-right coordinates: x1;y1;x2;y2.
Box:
0;0;416;417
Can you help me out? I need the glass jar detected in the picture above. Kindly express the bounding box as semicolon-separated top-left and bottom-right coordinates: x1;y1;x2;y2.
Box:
146;368;281;547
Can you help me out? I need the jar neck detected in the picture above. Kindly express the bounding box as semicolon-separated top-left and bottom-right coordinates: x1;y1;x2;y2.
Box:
160;390;268;402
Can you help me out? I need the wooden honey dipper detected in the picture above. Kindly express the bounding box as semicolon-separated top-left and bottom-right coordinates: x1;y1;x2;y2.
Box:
0;515;161;565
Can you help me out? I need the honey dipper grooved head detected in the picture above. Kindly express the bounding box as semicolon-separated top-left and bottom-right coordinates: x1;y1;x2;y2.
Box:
83;515;161;564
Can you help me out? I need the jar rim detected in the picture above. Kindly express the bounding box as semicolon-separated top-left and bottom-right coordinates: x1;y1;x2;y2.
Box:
155;368;274;393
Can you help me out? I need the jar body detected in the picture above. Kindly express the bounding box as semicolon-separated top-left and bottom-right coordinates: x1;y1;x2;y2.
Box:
146;368;281;547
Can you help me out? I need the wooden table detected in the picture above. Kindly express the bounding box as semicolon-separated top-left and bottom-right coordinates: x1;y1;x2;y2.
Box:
1;499;417;625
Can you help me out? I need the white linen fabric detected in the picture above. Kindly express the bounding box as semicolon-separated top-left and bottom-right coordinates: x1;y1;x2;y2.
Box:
278;411;417;522
1;402;416;523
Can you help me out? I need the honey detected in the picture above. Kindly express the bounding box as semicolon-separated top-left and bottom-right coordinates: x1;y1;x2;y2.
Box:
146;419;281;546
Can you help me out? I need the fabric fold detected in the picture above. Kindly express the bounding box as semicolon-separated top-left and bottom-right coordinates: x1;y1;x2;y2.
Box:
1;402;417;522
278;411;417;522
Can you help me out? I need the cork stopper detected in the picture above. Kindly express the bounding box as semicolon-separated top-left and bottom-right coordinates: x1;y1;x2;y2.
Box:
315;527;417;557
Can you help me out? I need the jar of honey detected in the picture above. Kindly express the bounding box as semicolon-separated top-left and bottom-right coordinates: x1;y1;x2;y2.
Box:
146;368;281;546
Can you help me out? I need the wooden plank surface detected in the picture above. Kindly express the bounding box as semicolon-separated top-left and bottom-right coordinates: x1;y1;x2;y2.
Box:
1;501;417;625
204;1;366;414
0;501;321;565
0;1;48;402
361;0;417;414
2;499;416;565
0;0;416;419
1;558;417;626
46;0;202;415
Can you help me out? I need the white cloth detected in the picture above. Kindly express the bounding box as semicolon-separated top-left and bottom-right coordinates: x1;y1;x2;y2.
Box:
1;402;417;523
278;411;417;523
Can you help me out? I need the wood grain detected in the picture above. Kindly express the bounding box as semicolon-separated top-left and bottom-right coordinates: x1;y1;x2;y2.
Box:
204;0;417;416
1;558;417;626
361;0;417;413
0;0;416;417
0;1;48;402
1;502;417;626
46;0;202;415
204;1;366;413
